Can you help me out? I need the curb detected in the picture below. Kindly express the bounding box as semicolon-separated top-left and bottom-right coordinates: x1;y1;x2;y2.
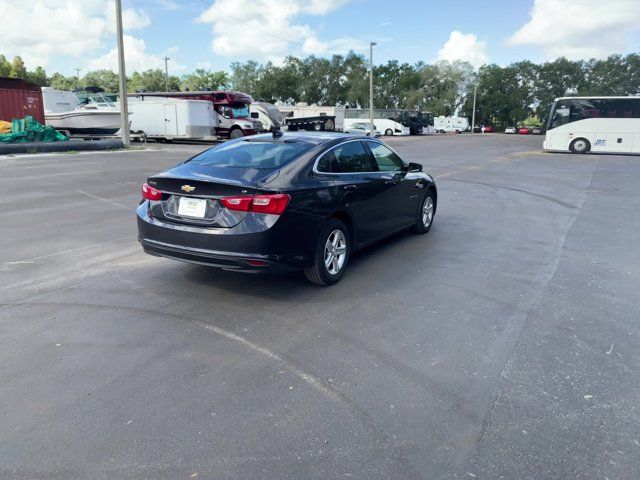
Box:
0;139;125;155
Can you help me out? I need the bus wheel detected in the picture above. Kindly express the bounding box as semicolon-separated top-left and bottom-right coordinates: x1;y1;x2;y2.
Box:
385;129;393;136
230;128;244;139
569;138;590;154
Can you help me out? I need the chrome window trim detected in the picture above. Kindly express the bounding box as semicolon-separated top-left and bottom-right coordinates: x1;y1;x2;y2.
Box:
312;138;407;175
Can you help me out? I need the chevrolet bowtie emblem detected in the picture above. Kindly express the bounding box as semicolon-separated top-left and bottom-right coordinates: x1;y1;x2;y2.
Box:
181;185;196;193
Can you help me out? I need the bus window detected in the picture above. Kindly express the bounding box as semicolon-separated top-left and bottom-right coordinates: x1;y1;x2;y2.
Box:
550;103;570;129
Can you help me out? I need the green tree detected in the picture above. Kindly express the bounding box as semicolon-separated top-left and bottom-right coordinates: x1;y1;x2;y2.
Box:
26;66;48;86
253;58;301;103
181;69;229;91
0;55;11;77
129;69;180;92
464;63;534;129
10;56;27;79
230;60;263;94
82;70;119;92
49;72;77;90
534;57;585;120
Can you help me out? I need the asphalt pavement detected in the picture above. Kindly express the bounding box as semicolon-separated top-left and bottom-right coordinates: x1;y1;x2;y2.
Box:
1;134;639;479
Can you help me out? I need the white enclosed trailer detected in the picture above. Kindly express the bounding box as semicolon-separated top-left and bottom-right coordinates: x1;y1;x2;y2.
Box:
128;97;218;140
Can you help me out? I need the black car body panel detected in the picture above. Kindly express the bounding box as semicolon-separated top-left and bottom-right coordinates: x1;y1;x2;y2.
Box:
137;132;436;272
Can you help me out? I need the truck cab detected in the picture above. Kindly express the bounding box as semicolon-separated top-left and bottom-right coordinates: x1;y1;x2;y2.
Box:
212;91;264;139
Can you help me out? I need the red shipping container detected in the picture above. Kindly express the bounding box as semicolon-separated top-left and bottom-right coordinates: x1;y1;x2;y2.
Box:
0;77;45;124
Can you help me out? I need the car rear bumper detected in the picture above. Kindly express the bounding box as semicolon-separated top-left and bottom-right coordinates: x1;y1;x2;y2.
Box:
139;238;297;273
136;202;316;272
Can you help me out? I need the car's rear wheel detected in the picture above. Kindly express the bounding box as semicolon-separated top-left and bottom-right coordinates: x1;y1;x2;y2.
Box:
385;128;393;136
304;219;350;286
569;137;590;153
411;190;435;234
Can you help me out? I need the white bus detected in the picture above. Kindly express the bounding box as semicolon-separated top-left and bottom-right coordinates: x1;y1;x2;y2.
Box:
543;96;640;154
343;109;410;136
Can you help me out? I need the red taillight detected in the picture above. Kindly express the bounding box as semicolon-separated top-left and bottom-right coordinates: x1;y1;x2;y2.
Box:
247;259;269;267
142;182;163;201
220;193;290;215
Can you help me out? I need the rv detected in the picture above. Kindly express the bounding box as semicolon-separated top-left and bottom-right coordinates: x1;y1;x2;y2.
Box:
250;101;285;131
433;116;470;133
128;97;218;141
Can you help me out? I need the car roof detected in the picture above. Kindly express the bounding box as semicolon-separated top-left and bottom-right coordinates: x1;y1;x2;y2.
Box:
243;131;368;145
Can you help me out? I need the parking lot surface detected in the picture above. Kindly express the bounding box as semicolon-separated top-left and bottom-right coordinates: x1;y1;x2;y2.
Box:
1;134;639;479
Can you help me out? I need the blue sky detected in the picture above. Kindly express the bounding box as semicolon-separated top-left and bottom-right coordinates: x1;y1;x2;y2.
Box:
3;0;640;76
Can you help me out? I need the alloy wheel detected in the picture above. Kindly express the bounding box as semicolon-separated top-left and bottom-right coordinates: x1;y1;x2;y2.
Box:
422;196;434;227
324;229;347;275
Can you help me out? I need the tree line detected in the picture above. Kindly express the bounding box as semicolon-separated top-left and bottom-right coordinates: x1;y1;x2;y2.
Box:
2;52;638;129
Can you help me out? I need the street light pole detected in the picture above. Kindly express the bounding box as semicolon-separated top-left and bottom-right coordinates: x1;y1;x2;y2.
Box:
115;0;130;147
75;68;82;86
471;83;477;133
369;41;377;136
164;56;170;92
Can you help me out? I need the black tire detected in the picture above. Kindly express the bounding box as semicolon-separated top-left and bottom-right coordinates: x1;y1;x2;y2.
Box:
314;123;322;131
304;218;350;286
569;137;590;153
385;128;393;136
229;128;244;139
411;190;436;234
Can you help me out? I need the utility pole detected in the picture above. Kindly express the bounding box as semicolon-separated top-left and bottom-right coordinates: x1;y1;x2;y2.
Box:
471;83;477;133
115;0;130;147
369;41;377;136
164;56;170;92
75;68;82;86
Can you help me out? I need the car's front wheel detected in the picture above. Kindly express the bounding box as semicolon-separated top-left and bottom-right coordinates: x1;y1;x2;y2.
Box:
411;190;435;234
304;219;350;285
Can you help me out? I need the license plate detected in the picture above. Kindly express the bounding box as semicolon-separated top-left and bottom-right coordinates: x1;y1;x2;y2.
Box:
177;196;207;218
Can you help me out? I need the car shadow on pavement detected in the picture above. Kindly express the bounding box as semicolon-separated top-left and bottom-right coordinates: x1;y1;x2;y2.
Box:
181;227;426;300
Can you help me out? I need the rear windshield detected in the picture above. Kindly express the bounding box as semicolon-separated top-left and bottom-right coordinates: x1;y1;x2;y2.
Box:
188;140;312;169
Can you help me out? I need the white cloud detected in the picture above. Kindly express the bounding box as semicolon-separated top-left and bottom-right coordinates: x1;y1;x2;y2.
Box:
195;0;361;61
437;31;489;68
508;0;640;60
87;36;186;74
0;0;174;73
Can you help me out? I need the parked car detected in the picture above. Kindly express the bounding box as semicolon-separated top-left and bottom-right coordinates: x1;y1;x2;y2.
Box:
137;132;437;285
473;125;493;133
504;126;516;134
343;122;382;137
518;127;531;134
531;126;544;135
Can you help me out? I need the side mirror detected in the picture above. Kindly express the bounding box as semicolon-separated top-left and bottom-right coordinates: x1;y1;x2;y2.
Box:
408;162;422;172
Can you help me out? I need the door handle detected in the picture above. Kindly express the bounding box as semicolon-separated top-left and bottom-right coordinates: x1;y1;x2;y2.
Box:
343;184;357;191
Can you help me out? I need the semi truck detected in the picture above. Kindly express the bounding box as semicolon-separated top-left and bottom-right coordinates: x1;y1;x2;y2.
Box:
127;90;264;139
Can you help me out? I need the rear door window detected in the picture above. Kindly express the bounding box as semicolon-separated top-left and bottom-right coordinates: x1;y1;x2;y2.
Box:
317;141;376;173
367;142;405;172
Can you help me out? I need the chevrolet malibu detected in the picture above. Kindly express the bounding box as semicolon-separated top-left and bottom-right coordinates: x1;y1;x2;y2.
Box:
137;132;437;285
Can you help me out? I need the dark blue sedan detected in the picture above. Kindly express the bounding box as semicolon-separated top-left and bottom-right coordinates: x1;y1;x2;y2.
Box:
137;132;437;285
